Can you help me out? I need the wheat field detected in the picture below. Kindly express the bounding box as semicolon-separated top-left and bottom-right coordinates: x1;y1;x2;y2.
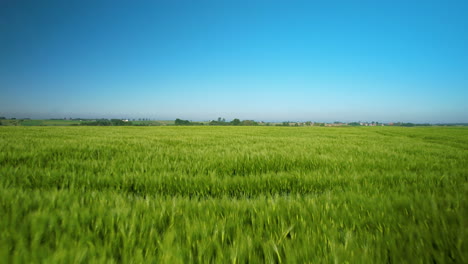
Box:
0;126;466;263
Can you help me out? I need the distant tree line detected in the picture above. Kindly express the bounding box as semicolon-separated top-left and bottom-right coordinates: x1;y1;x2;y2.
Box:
174;119;204;126
392;122;431;127
174;118;260;126
2;116;466;127
81;119;133;126
209;117;259;126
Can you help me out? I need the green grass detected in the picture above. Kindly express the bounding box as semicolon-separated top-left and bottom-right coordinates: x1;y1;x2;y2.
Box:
0;126;467;263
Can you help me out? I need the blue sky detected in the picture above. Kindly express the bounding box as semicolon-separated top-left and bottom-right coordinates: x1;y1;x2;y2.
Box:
1;0;467;122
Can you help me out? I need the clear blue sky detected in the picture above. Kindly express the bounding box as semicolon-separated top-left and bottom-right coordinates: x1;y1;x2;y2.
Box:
1;0;467;122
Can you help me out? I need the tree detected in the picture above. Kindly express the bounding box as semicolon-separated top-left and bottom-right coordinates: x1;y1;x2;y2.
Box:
111;119;130;126
175;118;190;125
81;119;112;126
241;120;258;126
231;118;241;126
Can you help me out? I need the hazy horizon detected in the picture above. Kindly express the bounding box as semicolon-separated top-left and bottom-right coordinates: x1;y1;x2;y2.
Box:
1;0;467;123
2;115;467;124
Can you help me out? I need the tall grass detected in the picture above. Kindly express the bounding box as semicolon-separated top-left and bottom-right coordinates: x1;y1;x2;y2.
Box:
0;126;467;263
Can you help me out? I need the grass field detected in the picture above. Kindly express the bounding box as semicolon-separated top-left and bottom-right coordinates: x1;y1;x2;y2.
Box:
0;126;466;263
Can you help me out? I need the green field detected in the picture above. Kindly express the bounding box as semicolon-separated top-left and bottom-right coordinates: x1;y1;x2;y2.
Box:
0;119;84;126
0;126;466;263
0;119;176;126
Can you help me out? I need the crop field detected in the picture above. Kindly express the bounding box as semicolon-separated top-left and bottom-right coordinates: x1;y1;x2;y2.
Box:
0;126;467;263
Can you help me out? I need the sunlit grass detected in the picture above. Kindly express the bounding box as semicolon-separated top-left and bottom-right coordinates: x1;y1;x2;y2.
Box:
0;126;467;263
